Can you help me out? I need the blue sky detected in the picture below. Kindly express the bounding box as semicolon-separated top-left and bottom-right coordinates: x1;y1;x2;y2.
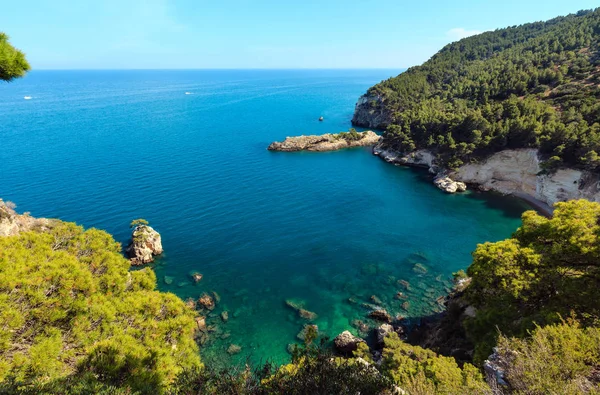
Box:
2;0;599;69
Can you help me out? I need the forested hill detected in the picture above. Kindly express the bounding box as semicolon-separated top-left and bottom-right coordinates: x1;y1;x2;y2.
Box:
353;8;600;171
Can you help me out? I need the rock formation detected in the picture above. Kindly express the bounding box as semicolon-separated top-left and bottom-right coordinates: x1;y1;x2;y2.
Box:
433;175;467;194
334;330;366;354
126;222;163;265
369;309;392;323
351;94;393;129
268;131;380;152
0;200;52;236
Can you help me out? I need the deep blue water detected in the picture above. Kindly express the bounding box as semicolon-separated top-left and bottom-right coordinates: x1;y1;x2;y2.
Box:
0;70;530;366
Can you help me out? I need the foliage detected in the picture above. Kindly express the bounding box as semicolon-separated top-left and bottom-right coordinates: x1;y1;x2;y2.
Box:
337;128;365;142
497;319;600;394
0;221;201;393
172;338;393;395
130;218;149;228
366;8;600;171
464;199;600;362
0;33;30;82
380;333;490;394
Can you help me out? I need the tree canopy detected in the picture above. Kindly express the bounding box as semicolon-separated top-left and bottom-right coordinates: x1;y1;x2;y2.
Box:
464;199;600;362
0;33;29;82
0;221;201;393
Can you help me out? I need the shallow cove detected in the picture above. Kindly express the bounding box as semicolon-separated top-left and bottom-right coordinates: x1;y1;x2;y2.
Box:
0;70;530;367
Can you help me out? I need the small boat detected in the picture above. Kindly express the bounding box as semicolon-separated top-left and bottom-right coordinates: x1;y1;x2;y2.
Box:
24;96;32;100
185;92;192;95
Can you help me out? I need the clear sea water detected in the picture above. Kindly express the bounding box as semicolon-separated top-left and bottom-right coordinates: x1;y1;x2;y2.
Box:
0;70;530;367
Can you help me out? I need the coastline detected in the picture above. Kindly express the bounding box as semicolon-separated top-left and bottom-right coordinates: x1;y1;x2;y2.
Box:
371;145;556;217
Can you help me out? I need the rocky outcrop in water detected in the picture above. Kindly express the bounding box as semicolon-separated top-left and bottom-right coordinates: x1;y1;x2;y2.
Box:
268;131;380;152
126;222;163;265
351;94;393;129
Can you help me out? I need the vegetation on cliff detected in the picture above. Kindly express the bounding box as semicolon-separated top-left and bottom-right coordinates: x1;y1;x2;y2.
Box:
465;199;600;364
357;9;600;171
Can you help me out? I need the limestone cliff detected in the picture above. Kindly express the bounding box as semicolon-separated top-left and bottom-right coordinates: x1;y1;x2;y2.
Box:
268;131;380;152
351;94;392;129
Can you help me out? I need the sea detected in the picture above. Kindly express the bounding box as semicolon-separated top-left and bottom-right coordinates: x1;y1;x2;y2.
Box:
0;69;530;367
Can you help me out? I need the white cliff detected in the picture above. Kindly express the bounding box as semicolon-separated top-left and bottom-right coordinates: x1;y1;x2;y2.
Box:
373;145;600;211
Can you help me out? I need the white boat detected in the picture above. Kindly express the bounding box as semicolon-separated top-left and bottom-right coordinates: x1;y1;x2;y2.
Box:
185;92;192;95
23;96;32;100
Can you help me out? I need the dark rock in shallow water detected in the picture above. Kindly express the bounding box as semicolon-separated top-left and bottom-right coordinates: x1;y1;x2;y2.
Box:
369;309;392;323
198;294;215;310
221;311;229;322
334;331;365;354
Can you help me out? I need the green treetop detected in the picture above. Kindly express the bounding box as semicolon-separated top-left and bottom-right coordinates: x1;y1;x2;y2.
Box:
0;33;30;82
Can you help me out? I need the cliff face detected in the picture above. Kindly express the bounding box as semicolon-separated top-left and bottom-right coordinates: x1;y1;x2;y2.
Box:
451;149;600;207
351;94;392;129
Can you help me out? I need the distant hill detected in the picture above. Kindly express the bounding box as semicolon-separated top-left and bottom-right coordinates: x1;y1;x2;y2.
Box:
353;8;600;171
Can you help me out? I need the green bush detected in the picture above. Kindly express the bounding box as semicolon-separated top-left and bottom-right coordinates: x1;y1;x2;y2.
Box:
497;319;600;394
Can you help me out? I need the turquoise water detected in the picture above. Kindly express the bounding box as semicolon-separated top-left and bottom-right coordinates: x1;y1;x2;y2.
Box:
0;70;529;366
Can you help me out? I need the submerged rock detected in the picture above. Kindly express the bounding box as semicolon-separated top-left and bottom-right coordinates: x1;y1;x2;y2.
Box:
267;131;380;152
297;324;319;342
285;299;318;321
334;331;365;354
398;279;411;290
412;263;428;274
164;276;174;285
227;344;242;355
369;309;392;323
126;222;163;265
351;320;370;335
221;311;229;322
370;295;383;305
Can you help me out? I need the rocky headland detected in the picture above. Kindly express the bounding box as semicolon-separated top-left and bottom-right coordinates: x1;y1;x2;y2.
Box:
268;130;380;152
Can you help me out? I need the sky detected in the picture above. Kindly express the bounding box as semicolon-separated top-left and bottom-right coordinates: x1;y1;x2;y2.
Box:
2;0;599;69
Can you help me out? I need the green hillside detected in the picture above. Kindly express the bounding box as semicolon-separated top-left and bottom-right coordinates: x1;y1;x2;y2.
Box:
354;9;600;171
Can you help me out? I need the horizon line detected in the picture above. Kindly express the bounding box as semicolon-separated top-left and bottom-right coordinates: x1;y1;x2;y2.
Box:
29;67;407;71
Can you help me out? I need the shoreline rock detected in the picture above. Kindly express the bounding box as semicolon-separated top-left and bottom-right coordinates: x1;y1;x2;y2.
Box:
268;130;380;152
